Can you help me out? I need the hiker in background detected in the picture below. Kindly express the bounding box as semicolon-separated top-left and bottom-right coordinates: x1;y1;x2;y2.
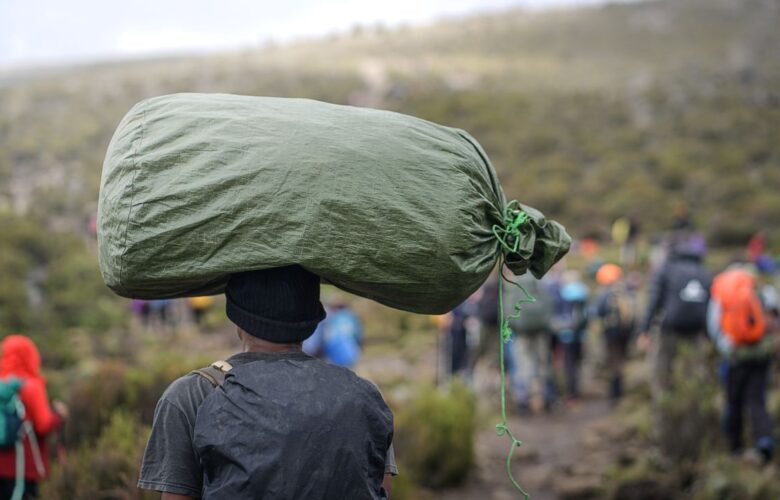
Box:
130;299;151;327
470;275;501;381
321;300;364;369
476;275;500;335
447;300;475;381
302;315;326;358
759;274;779;330
746;231;765;264
709;265;776;464
304;298;363;369
544;265;565;394
432;291;482;384
638;234;712;400
148;299;174;329
553;270;589;404
755;253;777;276
430;312;454;385
187;296;214;326
612;216;641;267
139;266;396;499
0;335;68;499
593;264;636;402
508;273;556;413
671;201;692;232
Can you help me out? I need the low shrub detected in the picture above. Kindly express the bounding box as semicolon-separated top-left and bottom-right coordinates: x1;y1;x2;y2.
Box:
64;353;209;444
690;455;780;500
394;381;476;489
65;361;130;444
655;343;721;464
606;458;676;500
43;410;155;500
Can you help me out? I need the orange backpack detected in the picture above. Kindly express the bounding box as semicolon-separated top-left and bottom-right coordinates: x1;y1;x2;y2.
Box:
711;269;766;345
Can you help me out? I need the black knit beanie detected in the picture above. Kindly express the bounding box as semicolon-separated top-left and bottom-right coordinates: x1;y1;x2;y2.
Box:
225;265;325;343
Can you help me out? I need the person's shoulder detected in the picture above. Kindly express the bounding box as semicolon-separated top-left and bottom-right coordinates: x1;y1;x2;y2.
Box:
350;375;393;417
309;359;381;394
16;376;44;389
16;376;45;399
348;371;388;401
160;371;213;410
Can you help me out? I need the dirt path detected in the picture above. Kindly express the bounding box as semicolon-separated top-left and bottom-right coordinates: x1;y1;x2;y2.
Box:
437;395;613;500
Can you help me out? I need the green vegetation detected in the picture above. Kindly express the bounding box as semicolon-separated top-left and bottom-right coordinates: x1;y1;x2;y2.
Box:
394;382;476;489
42;410;156;500
0;0;778;495
606;346;780;499
0;213;127;367
41;354;212;498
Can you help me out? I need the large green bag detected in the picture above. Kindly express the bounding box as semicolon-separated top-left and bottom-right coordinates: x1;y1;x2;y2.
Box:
98;93;569;314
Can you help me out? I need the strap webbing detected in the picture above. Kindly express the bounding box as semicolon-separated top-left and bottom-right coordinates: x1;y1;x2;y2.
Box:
191;360;233;388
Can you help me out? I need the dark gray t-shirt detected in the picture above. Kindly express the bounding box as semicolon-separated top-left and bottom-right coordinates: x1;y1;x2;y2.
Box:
138;351;397;498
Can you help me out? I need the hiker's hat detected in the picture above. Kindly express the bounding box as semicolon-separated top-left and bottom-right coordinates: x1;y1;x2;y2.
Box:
225;265;325;343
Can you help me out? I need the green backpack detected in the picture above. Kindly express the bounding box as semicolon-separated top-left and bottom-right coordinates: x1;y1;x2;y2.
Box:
507;274;554;334
0;379;23;448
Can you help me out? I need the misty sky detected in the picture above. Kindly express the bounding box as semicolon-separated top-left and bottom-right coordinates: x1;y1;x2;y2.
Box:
1;0;615;68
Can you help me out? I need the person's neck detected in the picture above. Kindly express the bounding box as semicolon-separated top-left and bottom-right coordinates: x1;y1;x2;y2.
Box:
237;327;304;353
242;338;303;354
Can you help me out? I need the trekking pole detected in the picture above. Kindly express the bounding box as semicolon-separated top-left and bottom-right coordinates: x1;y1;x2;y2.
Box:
57;425;67;464
22;421;45;476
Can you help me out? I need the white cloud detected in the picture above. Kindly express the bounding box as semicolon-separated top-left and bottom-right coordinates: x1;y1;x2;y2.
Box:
113;28;258;56
1;0;634;68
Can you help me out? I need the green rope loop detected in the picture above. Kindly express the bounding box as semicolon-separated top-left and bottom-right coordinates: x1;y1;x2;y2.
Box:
494;200;534;499
492;200;530;256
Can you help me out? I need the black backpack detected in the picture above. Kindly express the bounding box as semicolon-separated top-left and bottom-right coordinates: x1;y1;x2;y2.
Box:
604;287;636;337
192;355;393;500
662;260;712;334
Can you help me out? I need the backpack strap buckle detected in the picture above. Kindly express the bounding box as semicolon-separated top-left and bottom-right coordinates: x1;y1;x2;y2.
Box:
211;360;233;372
192;360;233;387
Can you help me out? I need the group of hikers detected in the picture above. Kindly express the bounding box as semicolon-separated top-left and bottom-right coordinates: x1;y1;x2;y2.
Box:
131;296;216;330
440;226;780;465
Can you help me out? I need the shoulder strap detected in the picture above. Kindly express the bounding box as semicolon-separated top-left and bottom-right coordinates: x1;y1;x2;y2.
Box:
191;360;234;388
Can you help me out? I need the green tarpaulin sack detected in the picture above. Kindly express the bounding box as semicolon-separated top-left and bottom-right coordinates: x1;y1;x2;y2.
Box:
98;93;570;313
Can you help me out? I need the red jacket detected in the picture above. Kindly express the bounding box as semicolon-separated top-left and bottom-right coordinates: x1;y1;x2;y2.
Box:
0;335;62;481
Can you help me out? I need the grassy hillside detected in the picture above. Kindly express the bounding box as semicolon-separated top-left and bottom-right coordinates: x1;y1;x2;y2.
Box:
0;0;778;338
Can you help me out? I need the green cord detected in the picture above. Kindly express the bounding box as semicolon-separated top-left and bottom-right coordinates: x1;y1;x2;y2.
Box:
492;201;534;499
492;200;529;256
